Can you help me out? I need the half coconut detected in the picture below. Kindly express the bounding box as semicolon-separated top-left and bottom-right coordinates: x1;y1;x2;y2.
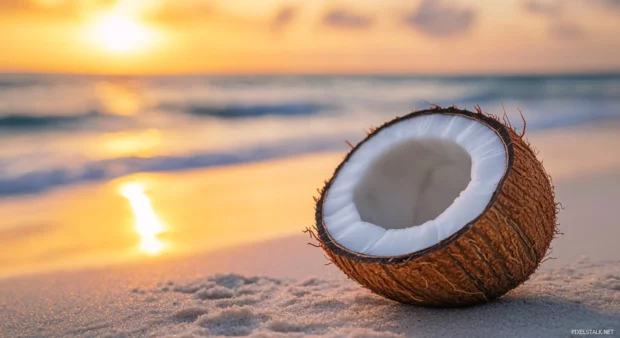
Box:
314;107;557;306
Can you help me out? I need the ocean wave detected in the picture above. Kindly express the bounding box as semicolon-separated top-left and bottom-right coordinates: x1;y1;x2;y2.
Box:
0;137;349;196
1;74;620;196
1;103;618;197
0;112;102;130
163;102;329;118
453;81;620;104
0;79;42;88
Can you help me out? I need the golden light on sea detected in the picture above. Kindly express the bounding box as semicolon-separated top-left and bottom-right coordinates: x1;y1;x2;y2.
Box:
120;183;166;255
101;129;162;158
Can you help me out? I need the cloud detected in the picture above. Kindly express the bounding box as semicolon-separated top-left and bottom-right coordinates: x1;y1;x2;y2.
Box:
271;6;296;31
0;0;36;13
403;0;476;37
586;0;620;11
322;9;373;29
145;2;213;25
549;21;585;39
0;0;115;18
524;0;620;17
0;0;212;25
521;1;586;39
522;0;564;17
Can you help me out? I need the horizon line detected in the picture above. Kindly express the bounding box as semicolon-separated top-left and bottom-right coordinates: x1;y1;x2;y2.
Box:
1;69;620;78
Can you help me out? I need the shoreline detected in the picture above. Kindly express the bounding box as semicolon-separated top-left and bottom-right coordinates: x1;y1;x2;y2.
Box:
1;113;620;200
2;118;620;280
0;150;345;280
1;119;620;337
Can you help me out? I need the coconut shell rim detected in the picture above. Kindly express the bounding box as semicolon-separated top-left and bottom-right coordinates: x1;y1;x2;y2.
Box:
315;107;516;265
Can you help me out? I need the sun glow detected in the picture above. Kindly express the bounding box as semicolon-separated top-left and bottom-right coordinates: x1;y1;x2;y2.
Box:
101;129;162;158
91;13;153;53
120;183;165;255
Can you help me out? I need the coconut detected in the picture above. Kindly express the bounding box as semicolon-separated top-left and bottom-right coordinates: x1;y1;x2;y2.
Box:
310;106;559;307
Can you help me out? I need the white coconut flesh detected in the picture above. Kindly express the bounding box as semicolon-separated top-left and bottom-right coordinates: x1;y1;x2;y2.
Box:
323;114;508;257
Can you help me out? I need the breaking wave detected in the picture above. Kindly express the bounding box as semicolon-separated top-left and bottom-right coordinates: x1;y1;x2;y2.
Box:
0;136;348;196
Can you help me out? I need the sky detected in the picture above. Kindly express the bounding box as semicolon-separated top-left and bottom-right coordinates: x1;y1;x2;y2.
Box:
0;0;619;75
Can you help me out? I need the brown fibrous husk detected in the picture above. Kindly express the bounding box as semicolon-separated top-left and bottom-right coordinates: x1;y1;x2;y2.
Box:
308;106;559;307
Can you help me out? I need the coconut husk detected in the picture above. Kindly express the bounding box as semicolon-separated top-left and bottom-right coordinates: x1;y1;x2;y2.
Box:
309;106;559;307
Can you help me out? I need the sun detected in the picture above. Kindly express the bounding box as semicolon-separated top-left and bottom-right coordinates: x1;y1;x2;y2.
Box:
91;14;153;53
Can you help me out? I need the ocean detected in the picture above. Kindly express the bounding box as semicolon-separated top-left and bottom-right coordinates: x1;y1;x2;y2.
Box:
1;73;619;197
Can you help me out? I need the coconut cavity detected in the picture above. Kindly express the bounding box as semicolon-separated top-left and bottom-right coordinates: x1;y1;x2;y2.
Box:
322;113;508;257
354;139;472;230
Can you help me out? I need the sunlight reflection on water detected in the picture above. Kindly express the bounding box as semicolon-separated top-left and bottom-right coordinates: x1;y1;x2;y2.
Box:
119;183;166;255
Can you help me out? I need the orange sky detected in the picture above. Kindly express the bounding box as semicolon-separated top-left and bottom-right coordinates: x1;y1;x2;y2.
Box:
1;0;619;75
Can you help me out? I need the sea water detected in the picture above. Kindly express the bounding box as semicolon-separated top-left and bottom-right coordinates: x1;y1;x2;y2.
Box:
1;73;619;197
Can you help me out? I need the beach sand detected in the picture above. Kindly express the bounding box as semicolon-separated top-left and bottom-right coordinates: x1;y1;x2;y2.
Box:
1;121;620;337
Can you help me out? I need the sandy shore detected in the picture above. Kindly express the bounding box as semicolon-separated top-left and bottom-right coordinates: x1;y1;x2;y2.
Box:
4;254;617;338
1;120;620;337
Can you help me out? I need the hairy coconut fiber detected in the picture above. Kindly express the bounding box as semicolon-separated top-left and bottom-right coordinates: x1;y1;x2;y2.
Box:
309;106;559;307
